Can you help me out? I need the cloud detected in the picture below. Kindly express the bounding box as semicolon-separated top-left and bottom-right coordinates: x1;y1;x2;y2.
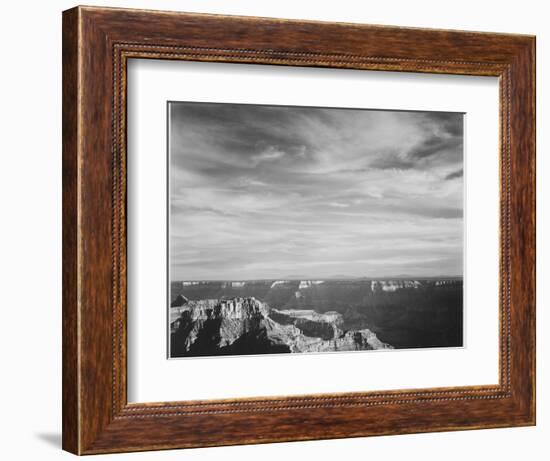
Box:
168;102;464;280
329;202;351;208
251;146;286;165
407;136;462;161
369;152;417;170
445;169;464;180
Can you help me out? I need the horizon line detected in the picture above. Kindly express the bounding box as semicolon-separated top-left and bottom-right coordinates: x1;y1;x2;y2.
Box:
171;275;464;282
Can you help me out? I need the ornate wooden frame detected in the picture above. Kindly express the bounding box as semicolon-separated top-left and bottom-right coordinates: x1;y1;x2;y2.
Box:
62;5;536;455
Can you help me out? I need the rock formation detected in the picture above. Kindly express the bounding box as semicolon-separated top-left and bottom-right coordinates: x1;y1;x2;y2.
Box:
370;280;422;292
170;294;189;308
170;297;392;357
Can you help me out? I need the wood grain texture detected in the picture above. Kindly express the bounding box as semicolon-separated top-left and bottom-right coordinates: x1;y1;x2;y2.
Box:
62;5;536;455
62;7;80;454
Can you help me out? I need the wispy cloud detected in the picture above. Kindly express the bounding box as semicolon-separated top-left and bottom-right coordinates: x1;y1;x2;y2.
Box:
445;168;464;180
169;102;464;280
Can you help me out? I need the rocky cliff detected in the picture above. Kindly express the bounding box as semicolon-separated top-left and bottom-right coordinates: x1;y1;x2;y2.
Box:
170;297;392;357
171;278;463;350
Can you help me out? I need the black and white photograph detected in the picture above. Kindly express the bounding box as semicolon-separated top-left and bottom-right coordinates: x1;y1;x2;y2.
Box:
168;101;464;358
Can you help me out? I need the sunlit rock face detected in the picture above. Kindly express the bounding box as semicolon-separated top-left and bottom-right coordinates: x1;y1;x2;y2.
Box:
298;280;324;289
370;280;422;292
170;297;392;357
270;280;287;288
269;309;343;341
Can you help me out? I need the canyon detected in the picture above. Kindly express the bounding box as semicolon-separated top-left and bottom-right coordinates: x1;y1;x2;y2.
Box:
170;278;463;357
170;296;392;357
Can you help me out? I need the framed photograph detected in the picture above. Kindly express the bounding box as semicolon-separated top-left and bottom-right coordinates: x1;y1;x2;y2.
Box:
62;6;535;455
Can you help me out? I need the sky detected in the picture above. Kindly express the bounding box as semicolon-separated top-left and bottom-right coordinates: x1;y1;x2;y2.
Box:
169;102;464;281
